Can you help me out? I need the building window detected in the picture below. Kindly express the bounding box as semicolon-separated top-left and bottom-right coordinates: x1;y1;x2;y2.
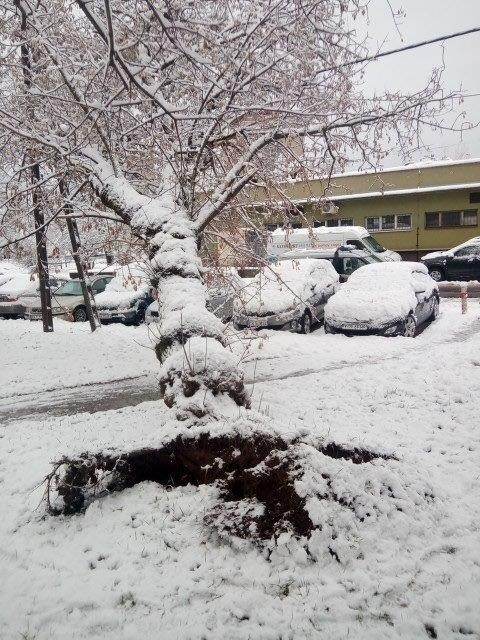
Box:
365;214;411;232
425;210;478;229
470;192;480;204
396;215;412;229
314;218;353;227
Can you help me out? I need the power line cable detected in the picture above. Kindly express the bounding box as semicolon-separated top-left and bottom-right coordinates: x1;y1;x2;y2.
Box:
316;26;480;76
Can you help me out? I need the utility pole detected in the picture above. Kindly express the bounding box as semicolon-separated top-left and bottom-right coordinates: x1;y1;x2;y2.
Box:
59;182;101;332
16;0;53;332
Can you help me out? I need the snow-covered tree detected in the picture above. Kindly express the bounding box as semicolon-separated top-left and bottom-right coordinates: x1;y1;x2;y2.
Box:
1;0;456;419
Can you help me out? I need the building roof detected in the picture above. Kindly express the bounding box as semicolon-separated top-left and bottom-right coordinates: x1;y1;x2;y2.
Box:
241;157;480;207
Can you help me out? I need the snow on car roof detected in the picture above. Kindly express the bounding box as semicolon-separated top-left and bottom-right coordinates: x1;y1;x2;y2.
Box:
281;246;370;259
270;226;367;237
0;261;31;287
348;261;428;283
95;263;150;309
268;257;337;278
105;262;150;293
0;273;37;295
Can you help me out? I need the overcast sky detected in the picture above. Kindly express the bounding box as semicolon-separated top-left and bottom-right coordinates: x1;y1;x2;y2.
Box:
359;0;480;166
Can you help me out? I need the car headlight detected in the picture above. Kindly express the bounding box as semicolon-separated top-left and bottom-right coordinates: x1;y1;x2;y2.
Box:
384;325;397;335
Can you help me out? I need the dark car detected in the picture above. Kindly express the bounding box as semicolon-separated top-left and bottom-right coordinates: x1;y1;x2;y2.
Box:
96;288;154;325
421;240;480;282
324;262;440;338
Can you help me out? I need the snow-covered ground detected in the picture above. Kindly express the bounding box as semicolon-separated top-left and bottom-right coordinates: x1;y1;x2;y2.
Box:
0;319;157;397
1;301;480;639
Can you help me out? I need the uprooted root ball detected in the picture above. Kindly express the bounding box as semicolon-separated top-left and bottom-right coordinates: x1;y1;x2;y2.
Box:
45;432;401;542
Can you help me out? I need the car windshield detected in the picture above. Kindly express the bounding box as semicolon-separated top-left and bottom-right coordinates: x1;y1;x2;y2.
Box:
365;253;383;263
54;281;83;296
362;235;386;253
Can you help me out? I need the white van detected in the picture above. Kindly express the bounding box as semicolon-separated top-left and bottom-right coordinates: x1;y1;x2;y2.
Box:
267;226;402;262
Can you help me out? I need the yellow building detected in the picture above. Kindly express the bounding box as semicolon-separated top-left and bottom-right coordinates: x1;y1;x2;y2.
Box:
241;158;480;259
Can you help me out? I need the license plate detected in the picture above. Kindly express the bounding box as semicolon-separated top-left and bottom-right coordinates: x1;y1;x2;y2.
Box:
347;323;368;330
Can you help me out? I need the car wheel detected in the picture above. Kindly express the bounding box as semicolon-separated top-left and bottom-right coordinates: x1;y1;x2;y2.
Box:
430;296;440;320
429;268;444;282
301;311;312;334
73;306;88;322
402;314;417;337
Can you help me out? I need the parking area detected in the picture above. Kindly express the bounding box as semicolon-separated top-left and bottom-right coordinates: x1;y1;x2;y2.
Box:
1;297;477;423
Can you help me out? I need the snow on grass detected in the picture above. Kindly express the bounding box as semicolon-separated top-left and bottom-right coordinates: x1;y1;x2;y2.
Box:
1;300;479;639
0;319;156;397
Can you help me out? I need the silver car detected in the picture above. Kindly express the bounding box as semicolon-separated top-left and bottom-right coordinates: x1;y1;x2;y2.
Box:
234;259;339;334
21;276;112;321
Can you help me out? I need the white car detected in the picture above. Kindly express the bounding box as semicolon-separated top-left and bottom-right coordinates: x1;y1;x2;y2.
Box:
233;258;339;333
324;262;439;337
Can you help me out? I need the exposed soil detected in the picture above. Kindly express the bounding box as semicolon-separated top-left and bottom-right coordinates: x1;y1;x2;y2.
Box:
47;433;392;541
319;442;394;464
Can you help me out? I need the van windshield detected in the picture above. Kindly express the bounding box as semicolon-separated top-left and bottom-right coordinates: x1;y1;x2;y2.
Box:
363;235;386;253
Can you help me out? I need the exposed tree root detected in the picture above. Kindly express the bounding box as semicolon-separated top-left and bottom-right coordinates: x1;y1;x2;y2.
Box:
45;432;394;541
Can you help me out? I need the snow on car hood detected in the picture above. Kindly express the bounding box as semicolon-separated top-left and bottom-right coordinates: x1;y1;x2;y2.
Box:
421;249;451;261
422;238;480;261
95;287;147;310
95;263;150;309
234;259;338;316
325;286;416;326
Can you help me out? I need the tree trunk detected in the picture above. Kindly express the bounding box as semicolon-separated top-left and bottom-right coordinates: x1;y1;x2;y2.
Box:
65;216;101;331
60;181;101;331
91;165;250;420
147;206;250;420
32;163;53;333
17;0;53;332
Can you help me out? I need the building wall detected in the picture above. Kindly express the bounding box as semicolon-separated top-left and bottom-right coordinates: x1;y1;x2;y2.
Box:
325;189;480;255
